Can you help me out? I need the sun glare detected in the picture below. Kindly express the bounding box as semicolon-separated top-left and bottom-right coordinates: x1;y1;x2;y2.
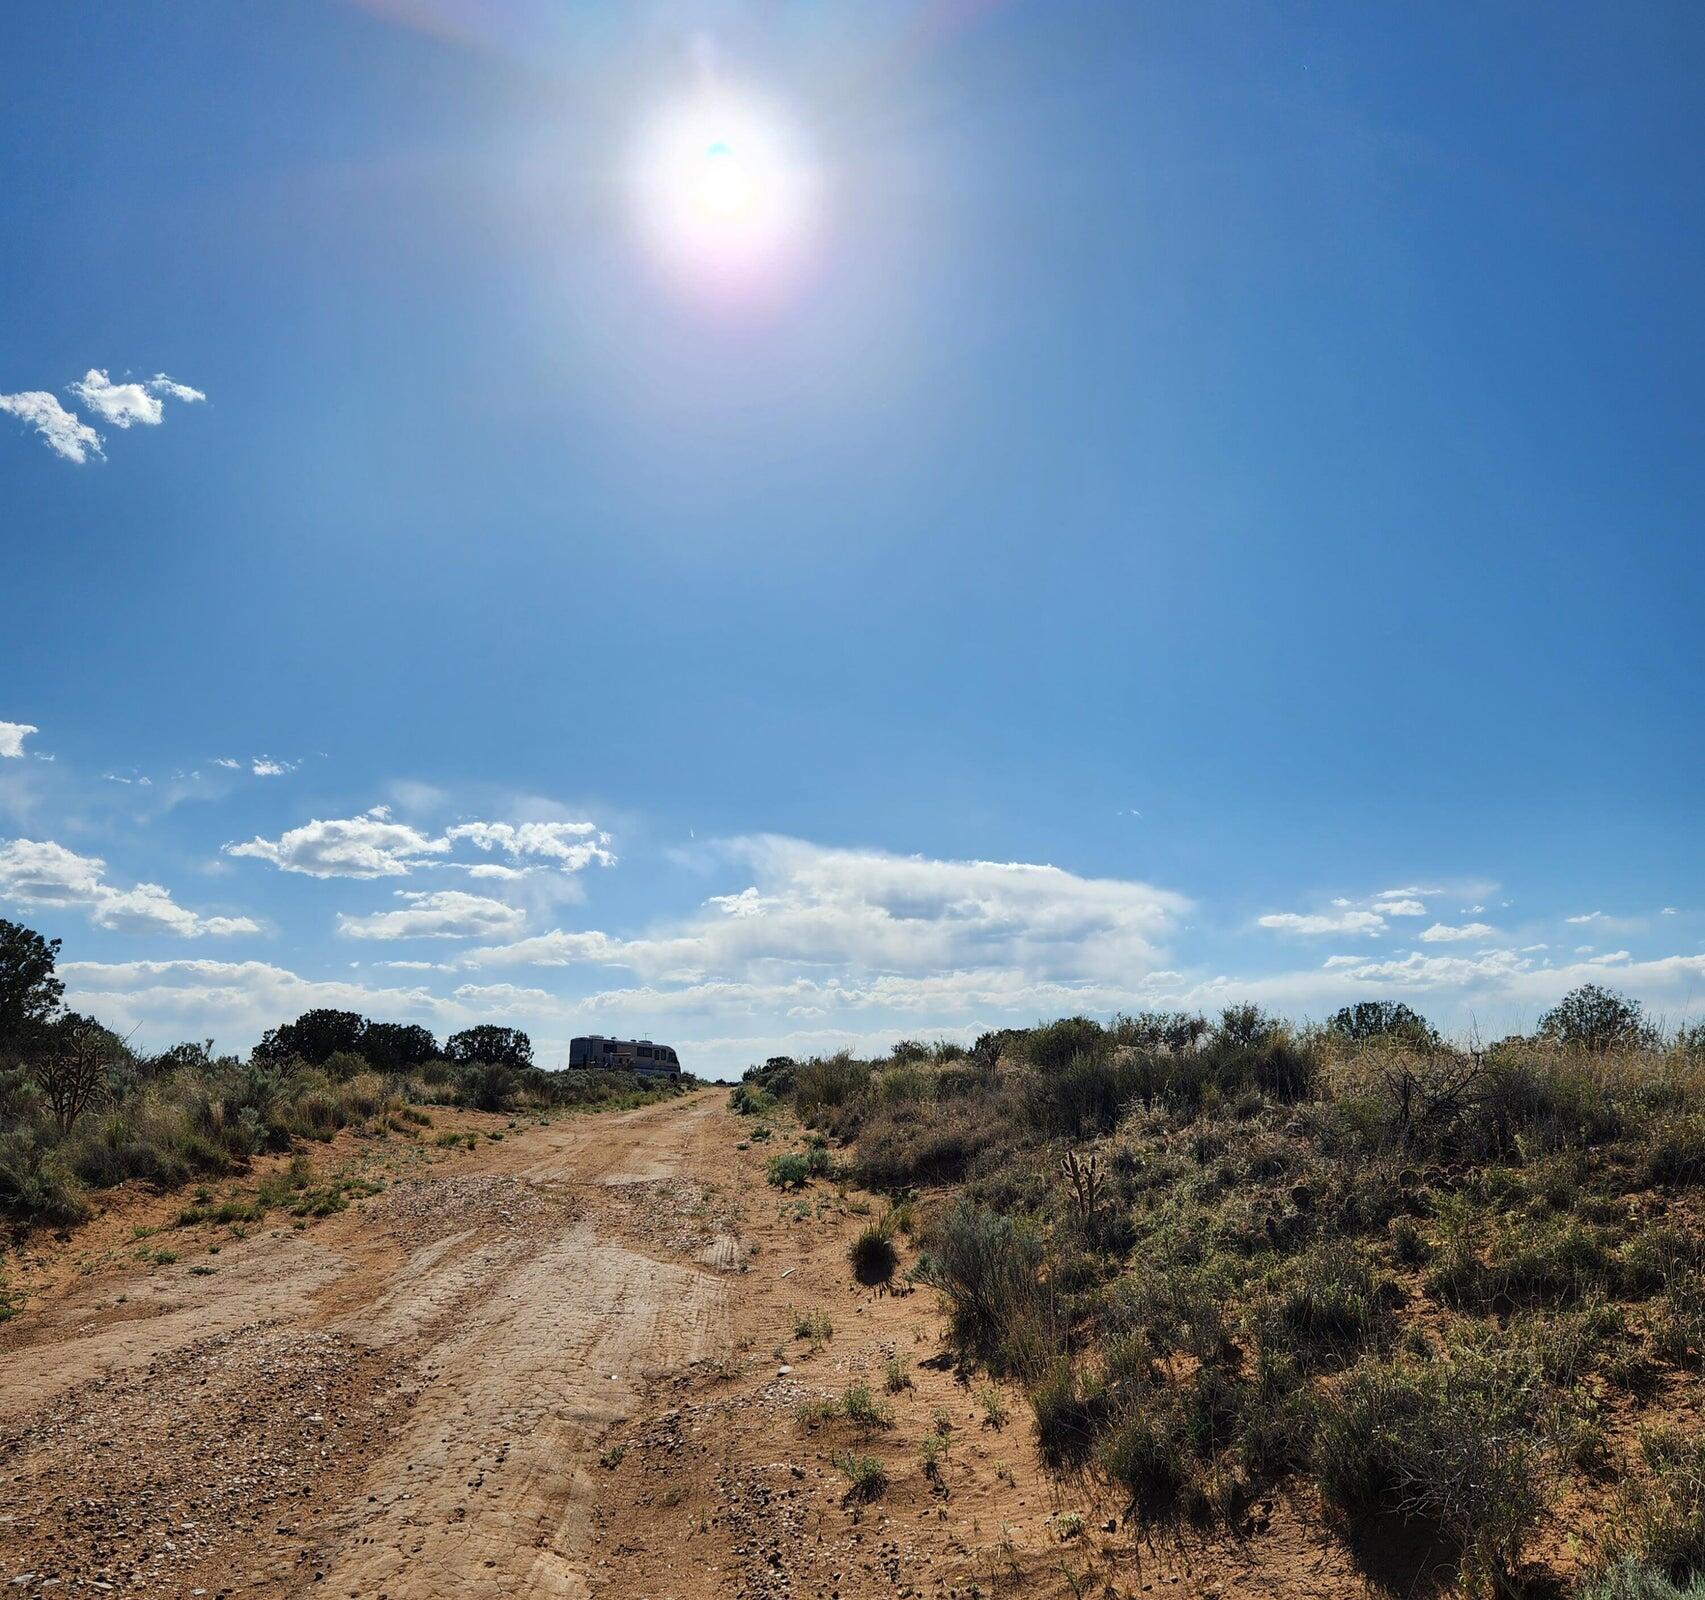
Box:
633;91;818;309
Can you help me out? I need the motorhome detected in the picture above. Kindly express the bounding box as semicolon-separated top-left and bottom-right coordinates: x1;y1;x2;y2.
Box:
568;1036;682;1076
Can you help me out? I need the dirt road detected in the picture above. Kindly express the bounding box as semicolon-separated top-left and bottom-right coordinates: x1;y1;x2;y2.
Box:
1;1092;741;1599
3;1090;1375;1600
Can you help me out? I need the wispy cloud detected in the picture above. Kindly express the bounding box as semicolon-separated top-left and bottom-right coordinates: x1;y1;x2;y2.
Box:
1258;909;1385;937
0;837;257;937
1418;921;1496;943
0;391;103;462
338;890;527;941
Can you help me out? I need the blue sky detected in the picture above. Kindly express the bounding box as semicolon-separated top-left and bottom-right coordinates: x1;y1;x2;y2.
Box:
2;1;1701;1076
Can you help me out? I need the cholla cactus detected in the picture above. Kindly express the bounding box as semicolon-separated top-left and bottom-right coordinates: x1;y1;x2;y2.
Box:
1059;1149;1101;1225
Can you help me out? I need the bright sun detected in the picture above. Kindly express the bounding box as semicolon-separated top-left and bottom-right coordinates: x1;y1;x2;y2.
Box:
633;91;817;306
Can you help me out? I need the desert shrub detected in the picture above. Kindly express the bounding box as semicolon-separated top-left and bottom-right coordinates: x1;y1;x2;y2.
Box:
793;1053;873;1128
0;1123;88;1225
1314;1346;1547;1591
1029;1358;1105;1470
462;1062;520;1113
1581;1557;1705;1600
1024;1017;1109;1074
728;1082;774;1116
1262;1239;1396;1367
919;1200;1061;1376
1642;1116;1705;1189
849;1222;898;1285
767;1152;814;1189
1594;1432;1705;1591
853;1098;1001;1188
1024;1050;1142;1139
1108;1011;1209;1052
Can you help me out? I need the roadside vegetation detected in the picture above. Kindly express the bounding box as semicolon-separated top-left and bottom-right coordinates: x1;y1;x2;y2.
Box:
0;916;693;1235
742;990;1705;1597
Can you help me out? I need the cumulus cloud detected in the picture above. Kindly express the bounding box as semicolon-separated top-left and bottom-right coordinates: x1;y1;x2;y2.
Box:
226;815;451;878
1418;921;1496;943
69;368;205;427
1257;909;1385;937
0;722;38;759
228;811;613;881
465;836;1188;992
1566;911;1603;925
0;391;103;462
1371;897;1427;917
251;757;296;777
338;891;528;941
0;838;257;937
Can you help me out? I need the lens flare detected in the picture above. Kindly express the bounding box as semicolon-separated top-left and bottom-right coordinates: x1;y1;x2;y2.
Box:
632;91;818;310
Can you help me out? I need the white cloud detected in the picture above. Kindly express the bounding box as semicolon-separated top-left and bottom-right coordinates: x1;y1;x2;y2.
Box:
251;757;296;777
147;374;206;404
1589;950;1632;966
227;811;614;882
338;890;527;941
466;836;1188;992
1662;907;1679;916
444;820;615;872
68;368;205;427
0;722;38;759
226;815;451;878
1257;909;1385;937
1371;897;1427;917
1566;911;1603;925
213;757;241;769
1418;921;1496;943
0;837;257;938
0;391;103;462
58;958;464;1049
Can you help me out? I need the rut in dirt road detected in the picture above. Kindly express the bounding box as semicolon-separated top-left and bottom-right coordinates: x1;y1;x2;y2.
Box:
0;1091;741;1600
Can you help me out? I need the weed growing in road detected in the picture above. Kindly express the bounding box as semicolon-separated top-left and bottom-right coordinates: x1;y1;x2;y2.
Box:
599;1443;626;1469
979;1386;1010;1429
794;1308;834;1348
919;1430;949;1482
833;1451;887;1501
795;1395;841;1428
884;1357;913;1393
842;1383;895;1431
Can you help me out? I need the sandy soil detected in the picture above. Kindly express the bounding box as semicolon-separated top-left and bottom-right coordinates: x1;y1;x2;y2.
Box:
2;1092;1414;1599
